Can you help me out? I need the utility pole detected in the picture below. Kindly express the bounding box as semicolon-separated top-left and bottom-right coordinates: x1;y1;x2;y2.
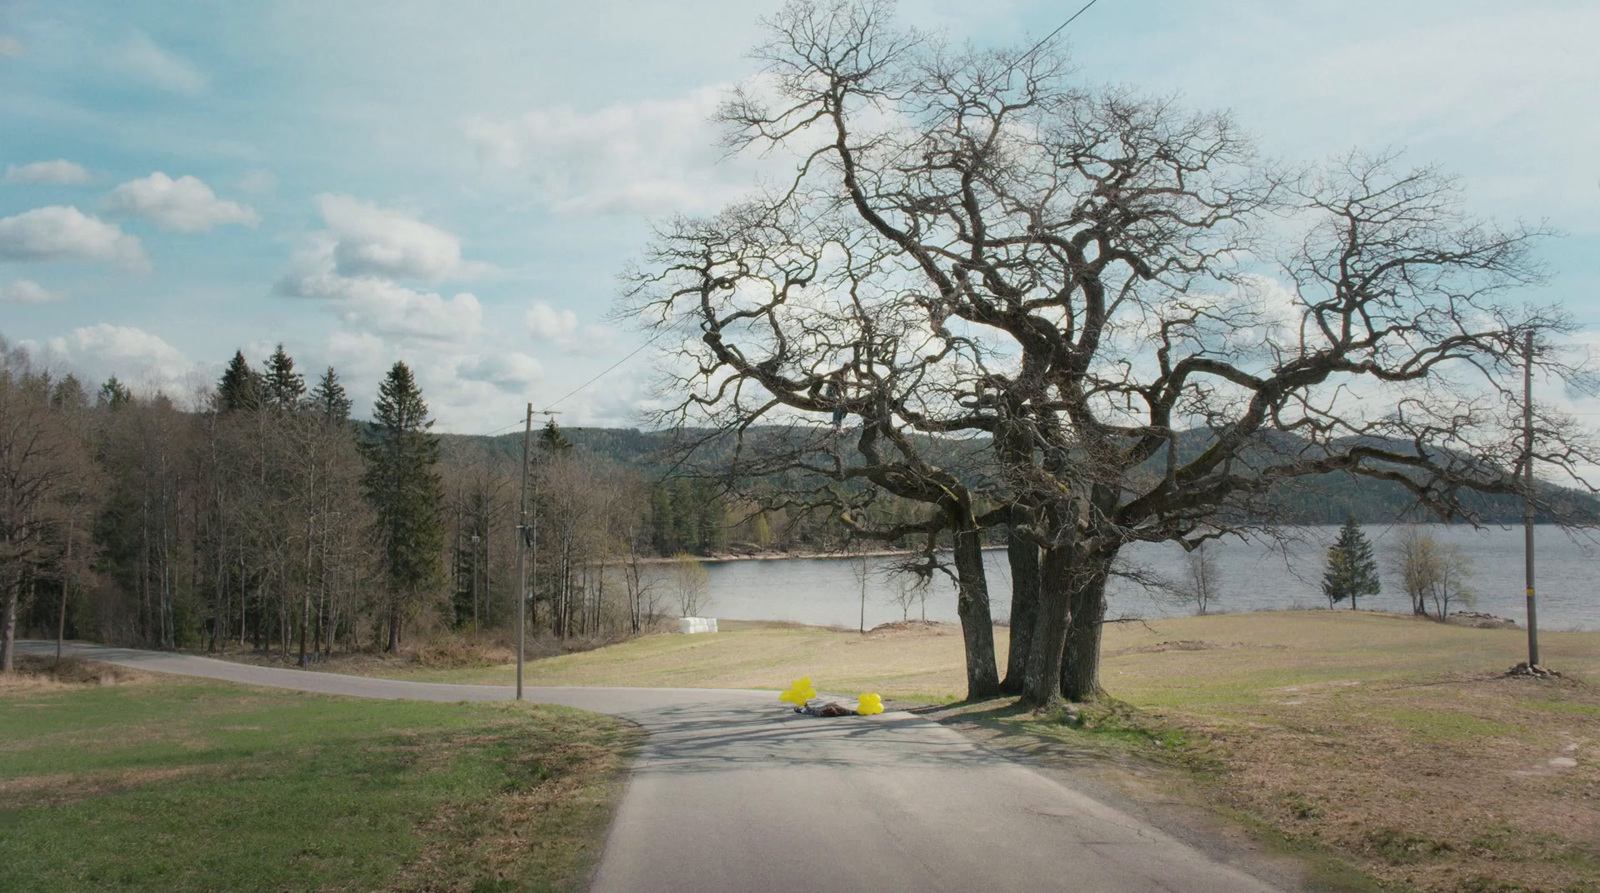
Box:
1523;330;1540;667
516;403;531;700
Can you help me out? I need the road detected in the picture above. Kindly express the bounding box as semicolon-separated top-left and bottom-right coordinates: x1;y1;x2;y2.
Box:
19;641;1287;893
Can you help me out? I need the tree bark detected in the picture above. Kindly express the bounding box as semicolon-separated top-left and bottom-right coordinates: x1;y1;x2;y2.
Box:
999;528;1039;695
1060;556;1112;702
1020;544;1073;707
952;523;1001;700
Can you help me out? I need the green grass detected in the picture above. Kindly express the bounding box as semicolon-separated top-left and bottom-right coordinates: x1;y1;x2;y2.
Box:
0;676;637;893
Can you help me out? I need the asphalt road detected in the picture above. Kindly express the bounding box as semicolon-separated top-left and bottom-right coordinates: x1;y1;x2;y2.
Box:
19;641;1286;893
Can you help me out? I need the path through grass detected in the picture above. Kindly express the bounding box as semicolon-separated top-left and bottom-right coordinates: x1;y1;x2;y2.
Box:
384;610;1600;893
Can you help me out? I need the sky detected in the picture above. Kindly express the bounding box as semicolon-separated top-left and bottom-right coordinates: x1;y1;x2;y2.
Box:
2;0;1597;434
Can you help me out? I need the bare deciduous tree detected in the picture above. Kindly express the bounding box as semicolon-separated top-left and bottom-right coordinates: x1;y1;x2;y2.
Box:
1393;527;1476;621
670;553;711;618
0;343;93;672
626;0;1597;707
1166;540;1221;616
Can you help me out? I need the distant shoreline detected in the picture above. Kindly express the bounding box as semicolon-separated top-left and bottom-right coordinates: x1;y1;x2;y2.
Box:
642;545;1008;565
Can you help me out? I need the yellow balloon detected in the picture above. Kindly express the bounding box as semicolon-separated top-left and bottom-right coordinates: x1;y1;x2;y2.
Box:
857;693;884;716
780;676;817;706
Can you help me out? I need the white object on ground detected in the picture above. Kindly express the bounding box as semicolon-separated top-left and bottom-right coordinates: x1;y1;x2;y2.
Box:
678;617;719;634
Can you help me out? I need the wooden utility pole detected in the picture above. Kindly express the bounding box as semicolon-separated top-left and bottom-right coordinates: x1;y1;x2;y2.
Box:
1523;331;1541;667
516;403;532;700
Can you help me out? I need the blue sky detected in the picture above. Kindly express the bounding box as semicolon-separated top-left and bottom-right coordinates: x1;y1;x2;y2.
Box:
2;0;1596;432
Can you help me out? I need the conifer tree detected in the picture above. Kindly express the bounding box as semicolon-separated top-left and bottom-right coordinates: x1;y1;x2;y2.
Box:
50;374;87;411
539;418;573;454
1321;516;1381;609
263;344;306;412
97;376;132;409
217;351;261;413
359;361;444;651
309;366;352;424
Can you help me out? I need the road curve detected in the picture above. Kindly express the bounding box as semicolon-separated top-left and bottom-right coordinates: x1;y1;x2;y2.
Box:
19;641;1286;893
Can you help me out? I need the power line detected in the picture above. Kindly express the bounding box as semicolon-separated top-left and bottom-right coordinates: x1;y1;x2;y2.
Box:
537;328;670;415
475;417;528;439
1019;0;1102;63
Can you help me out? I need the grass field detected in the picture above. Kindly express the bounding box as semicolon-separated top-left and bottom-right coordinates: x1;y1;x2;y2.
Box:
390;610;1600;893
0;657;637;893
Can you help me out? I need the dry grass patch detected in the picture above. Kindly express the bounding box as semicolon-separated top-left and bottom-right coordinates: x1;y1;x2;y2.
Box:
1174;673;1600;893
1078;613;1600;893
0;765;206;810
0;655;152;693
382;619;985;697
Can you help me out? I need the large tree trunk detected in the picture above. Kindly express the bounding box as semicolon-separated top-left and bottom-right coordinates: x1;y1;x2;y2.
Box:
1019;544;1073;707
1020;543;1115;706
952;524;1001;700
999;529;1039;695
1060;556;1112;702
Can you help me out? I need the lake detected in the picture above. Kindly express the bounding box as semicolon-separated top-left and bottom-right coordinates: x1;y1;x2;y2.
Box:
680;525;1600;632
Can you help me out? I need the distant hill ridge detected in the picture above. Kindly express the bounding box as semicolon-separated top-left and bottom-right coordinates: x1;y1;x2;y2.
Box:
436;425;1596;527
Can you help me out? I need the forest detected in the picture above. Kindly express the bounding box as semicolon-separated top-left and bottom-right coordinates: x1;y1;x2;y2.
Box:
0;337;740;667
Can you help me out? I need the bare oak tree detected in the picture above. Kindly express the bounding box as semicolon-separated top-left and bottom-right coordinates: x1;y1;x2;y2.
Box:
627;0;1596;706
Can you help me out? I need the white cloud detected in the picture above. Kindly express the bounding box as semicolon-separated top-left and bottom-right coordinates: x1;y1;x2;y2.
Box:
117;32;207;96
315;194;461;281
463;85;767;215
458;352;545;391
341;285;482;343
275;196;485;358
4;160;90;185
525;301;578;342
0;206;148;270
0;35;23;59
325;330;385;363
283;267;482;343
104;172;259;232
0;279;65;303
41;324;202;400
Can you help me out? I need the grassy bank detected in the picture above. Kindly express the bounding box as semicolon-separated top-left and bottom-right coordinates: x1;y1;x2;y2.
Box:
395;610;1600;893
0;657;637;893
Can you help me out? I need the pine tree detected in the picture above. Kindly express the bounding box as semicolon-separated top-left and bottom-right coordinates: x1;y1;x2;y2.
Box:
359;361;444;651
50;374;87;411
98;376;132;409
539;418;573;454
263;344;306;412
309;366;352;424
1321;516;1381;609
217;351;261;413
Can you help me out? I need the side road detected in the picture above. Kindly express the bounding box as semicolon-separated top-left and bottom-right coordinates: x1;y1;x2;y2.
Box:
19;641;1291;893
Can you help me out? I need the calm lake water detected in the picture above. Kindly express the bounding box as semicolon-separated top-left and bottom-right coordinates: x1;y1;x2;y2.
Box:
681;525;1600;632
